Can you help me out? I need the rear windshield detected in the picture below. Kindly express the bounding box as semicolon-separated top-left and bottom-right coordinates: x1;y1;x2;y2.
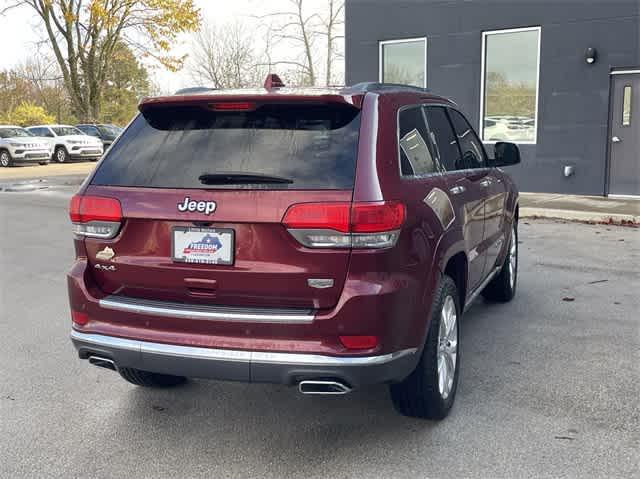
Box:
92;103;361;190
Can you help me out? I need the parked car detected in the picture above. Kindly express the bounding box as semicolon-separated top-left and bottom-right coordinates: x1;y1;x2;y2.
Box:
75;124;123;150
68;76;520;419
26;124;103;163
0;125;52;167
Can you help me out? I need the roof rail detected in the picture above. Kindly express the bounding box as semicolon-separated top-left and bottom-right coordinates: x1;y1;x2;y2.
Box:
173;86;216;95
350;82;431;94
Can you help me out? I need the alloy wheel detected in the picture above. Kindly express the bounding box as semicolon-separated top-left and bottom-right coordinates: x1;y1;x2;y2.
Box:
437;295;458;399
0;152;9;167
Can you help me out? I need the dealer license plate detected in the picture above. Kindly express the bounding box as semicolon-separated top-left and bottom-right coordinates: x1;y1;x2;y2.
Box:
172;227;234;265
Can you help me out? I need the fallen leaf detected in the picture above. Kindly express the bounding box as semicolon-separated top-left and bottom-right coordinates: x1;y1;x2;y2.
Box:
562;297;575;302
152;405;166;412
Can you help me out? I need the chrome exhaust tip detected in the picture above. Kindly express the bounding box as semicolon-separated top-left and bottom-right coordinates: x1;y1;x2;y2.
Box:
88;355;117;372
298;380;352;395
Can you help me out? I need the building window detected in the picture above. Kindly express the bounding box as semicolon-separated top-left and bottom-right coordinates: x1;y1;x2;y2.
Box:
379;38;427;88
622;85;632;126
480;27;541;143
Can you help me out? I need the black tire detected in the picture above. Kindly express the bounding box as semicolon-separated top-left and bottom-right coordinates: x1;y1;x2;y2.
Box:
0;149;12;167
390;275;461;420
54;146;69;163
118;367;186;387
482;223;518;302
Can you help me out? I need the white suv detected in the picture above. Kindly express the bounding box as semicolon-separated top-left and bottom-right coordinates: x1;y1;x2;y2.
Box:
26;124;103;163
0;125;52;167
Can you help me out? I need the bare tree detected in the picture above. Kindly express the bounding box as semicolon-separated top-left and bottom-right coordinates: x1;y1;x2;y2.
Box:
12;55;73;123
255;0;344;86
317;0;344;85
189;20;263;89
256;0;318;86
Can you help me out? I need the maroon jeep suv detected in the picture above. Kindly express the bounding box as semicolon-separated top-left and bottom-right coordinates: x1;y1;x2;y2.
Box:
68;77;520;419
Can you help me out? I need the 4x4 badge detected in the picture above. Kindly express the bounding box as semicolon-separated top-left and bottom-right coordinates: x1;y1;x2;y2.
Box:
178;197;217;215
96;246;115;261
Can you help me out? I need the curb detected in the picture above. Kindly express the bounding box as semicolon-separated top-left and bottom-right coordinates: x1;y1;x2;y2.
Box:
521;207;639;225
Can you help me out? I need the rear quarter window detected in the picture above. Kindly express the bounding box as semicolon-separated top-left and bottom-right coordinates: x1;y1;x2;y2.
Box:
92;103;361;190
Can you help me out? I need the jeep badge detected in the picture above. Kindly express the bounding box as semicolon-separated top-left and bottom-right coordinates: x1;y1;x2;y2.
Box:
177;197;216;215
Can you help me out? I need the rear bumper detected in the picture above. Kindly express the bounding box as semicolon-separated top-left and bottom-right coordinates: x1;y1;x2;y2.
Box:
71;330;418;388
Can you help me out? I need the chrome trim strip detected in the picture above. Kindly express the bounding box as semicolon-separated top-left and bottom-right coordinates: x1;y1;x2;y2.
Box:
464;265;501;311
610;69;640;75
71;330;418;366
99;296;315;324
607;194;640;200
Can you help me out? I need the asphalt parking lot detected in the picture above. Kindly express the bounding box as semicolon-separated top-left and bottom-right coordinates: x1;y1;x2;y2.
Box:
0;161;95;181
0;186;638;478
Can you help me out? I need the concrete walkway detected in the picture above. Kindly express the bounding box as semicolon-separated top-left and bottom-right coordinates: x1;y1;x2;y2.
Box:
520;192;639;224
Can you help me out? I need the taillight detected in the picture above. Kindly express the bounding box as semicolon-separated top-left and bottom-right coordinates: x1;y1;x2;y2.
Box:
282;201;405;249
69;195;122;239
281;202;351;233
351;202;405;232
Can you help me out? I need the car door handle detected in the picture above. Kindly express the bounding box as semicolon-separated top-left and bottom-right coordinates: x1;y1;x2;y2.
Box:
449;185;466;195
612;136;621;143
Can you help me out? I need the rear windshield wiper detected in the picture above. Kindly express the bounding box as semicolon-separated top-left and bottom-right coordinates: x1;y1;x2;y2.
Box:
198;172;294;185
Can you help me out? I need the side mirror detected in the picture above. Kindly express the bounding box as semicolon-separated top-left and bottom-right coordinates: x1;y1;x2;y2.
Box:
492;142;521;167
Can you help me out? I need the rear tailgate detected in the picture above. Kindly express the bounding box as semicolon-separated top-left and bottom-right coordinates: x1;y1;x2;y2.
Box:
83;186;351;309
82;99;361;310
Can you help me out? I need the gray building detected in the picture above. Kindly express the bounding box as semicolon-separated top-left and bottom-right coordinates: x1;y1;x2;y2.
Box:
345;0;640;196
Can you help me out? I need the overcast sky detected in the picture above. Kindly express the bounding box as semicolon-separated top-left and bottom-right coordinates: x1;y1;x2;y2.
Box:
0;0;345;92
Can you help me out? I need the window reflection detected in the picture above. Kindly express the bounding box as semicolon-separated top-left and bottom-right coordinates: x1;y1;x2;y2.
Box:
482;28;540;143
380;39;426;88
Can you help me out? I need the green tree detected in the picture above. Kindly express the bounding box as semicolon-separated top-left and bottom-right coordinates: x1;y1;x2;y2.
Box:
14;0;200;121
101;43;151;125
1;102;55;126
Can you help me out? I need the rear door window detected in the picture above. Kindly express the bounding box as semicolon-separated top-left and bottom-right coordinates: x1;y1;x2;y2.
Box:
398;106;439;176
423;107;460;172
92;103;361;190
